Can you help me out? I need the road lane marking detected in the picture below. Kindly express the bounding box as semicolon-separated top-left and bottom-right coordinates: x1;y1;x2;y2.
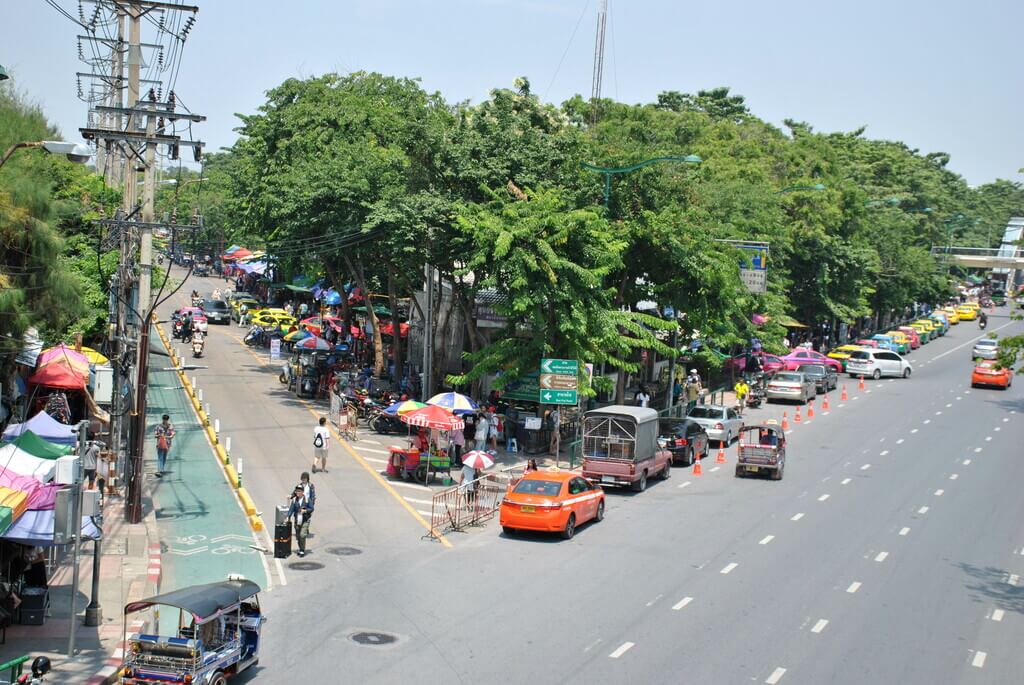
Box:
1003;417;1009;422
972;651;986;668
974;447;982;453
861;464;871;470
923;419;931;424
846;582;862;593
949;474;958;480
994;427;1001;432
765;667;787;684
880;450;889;456
918;506;929;514
875;552;888;562
896;439;904;445
992;609;1005;622
985;436;992;442
956;396;962;400
415;509;432;516
899;527;910;536
838;403;845;408
818;494;830;501
609;642;634;659
359;438;383;445
645;594;663;607
841;478;852;485
911;429;919;434
935;411;942;416
402;497;433;505
720;563;738;574
811;619;829;633
358;447;391;455
759;535;775;545
710;466;720;472
945;403;952;408
932;321;1016;361
963;459;971;465
392;480;433;492
678;481;691;489
672;597;694;611
791;513;804;521
363;457;387;465
934;489;944;496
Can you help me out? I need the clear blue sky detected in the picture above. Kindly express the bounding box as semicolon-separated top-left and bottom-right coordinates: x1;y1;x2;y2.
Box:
4;0;1022;186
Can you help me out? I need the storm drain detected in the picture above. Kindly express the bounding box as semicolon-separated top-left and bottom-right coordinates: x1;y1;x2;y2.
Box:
326;546;363;556
350;631;398;646
288;561;324;571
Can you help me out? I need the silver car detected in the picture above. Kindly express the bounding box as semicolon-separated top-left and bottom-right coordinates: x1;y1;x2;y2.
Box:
972;338;999;360
685;405;744;445
766;371;817;404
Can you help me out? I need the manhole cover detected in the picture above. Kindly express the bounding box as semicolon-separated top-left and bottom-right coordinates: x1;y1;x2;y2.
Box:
351;631;397;646
288;561;324;571
326;546;363;556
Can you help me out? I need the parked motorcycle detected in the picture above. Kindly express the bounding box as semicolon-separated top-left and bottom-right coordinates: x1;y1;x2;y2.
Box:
243;325;266;346
16;656;50;684
368;408;405;434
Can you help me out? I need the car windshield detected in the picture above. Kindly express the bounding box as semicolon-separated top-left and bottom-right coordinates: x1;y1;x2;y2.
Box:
205;300;229;311
774;373;802;382
687;407;723;419
849;351;871;360
796;365;825;375
975;340;997;348
512;479;562;496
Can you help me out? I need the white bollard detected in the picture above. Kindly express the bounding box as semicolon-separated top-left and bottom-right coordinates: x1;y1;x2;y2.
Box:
214;419;220;440
198;388;204;403
237;457;243;487
225;436;232;455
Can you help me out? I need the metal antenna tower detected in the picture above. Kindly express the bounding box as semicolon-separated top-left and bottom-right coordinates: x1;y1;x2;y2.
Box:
590;0;608;114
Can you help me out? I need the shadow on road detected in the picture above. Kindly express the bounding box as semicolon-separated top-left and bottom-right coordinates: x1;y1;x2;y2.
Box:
957;561;1024;614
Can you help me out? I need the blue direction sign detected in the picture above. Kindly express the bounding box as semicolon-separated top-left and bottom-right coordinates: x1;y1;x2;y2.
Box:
540;389;578;404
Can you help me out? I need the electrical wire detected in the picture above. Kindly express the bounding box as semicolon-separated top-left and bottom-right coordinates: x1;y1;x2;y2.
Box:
543;0;591;102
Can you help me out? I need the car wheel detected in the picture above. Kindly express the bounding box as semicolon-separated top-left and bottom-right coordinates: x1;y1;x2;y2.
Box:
595;500;605;522
735;465;743;478
660;460;671;480
561;514;576;540
773;462;784;481
902;367;911;378
631;471;647;493
872;369;882;380
502;526;515;536
211;675;227;685
684;447;694;467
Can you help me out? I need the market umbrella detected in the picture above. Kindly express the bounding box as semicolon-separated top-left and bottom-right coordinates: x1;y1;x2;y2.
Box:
293;335;332;351
427;392;479;415
400;405;464;431
27;363;87;390
323;289;343;305
38;344;89;368
284;328;312;343
460;450;494;470
78;346;110;365
383;400;427;416
7;430;73;459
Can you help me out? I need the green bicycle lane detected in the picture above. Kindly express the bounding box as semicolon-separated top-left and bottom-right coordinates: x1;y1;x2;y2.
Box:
145;328;269;595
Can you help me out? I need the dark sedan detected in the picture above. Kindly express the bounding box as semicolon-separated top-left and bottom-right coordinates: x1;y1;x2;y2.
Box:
657;418;710;466
796;363;837;394
203;299;231;325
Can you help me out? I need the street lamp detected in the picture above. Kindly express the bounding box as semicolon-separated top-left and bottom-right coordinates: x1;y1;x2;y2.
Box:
0;140;93;169
777;183;826;194
581;155;703;208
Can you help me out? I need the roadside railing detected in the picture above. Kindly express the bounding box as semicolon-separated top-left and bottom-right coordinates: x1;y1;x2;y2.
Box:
425;469;511;539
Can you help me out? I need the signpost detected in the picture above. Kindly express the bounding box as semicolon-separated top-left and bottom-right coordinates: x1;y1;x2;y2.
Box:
540;359;579;468
737;242;769;294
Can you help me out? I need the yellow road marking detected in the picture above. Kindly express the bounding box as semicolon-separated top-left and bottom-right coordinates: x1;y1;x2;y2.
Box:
221;328;453;548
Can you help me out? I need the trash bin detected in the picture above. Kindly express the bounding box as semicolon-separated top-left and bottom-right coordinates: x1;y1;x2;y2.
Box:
275;504;290;527
19;587;47;625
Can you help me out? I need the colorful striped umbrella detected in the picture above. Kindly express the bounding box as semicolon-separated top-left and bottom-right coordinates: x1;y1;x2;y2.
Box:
293;335;332;351
400;405;464;430
426;392;479;415
383;400;427;416
460;450;494;470
284;328;312;343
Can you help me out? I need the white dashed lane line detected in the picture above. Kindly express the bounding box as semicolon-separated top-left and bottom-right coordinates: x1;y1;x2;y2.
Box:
874;551;889;562
811;619;829;633
934;489;945;497
899;527;910;536
1008;574;1020;586
963;459;971;465
672;597;693;611
818;494;830;502
720;563;739;575
608;642;634;659
949;474;959;480
972;651;987;668
880;450;889;456
765;667;787;684
896;438;904;445
994;427;1001;432
759;535;775;545
841;478;852;485
918;506;929;514
911;429;919;434
1003;417;1010;422
923;419;931;425
791;513;805;521
985;436;992;442
678;481;691;489
991;609;1005;622
975;447;983;453
861;464;871;470
846;581;862;594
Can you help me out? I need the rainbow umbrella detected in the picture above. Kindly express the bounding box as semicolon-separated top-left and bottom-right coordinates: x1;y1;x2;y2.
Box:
426;392;479;415
293;335;332;351
284;328;312;343
38;344;89;368
383;400;427;416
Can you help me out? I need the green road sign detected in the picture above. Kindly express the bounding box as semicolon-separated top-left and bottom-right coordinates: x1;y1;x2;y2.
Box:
540;389;578;405
503;371;540;402
541;358;578;375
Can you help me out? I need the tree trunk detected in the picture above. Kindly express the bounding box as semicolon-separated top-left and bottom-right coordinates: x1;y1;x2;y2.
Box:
343;254;385;378
452;280;482;397
387;264;402;382
429;276;455;395
324;260;351;338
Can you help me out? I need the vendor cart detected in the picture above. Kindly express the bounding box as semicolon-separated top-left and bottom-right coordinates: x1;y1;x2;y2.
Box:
386;445;450;484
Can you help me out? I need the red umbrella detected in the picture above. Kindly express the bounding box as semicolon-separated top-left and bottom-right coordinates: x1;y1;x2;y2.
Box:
28;363;86;390
400;405;464;431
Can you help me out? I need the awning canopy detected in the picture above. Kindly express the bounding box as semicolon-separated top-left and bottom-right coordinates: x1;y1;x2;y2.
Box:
3;412;78;445
28;362;87;389
7;430;74;459
2;511;99;546
0;445;58;481
124;579;262;620
778;315;809;328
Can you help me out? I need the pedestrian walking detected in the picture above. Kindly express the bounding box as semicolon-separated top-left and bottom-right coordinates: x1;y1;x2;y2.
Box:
634;384;651;408
488;411;500;451
154;414;175;476
473;411;488;451
288;486;313;557
238;303;249;327
451;423;465;467
460;463;478;503
312;417;330;473
83;440;100;489
685;371;701;415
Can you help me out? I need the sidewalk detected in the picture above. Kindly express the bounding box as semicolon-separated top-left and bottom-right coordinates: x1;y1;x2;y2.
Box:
0;496;161;685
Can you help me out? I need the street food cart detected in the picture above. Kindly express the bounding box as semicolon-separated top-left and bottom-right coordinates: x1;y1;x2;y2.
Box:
120;577;264;685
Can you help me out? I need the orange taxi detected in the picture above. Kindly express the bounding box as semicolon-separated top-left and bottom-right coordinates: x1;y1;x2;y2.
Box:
500;470;605;539
971;361;1013;390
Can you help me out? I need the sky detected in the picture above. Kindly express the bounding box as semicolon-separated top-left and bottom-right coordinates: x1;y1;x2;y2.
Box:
3;0;1022;186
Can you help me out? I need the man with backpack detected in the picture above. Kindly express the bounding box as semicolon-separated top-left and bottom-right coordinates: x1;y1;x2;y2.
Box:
312;416;330;473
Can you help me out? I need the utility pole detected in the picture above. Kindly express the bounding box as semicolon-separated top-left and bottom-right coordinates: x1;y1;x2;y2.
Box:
421;263;434;401
590;0;608;122
67;420;88;657
123;4;141;213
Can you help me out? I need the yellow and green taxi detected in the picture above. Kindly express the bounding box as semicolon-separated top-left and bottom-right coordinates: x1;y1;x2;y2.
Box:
827;344;866;370
885;331;912;354
939;307;960;324
913;319;939;339
230;296;260;320
955;304;978;320
908;321;932;343
250;311;298;333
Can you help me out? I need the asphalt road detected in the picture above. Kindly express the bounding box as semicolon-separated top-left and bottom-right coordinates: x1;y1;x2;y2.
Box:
164;271;1024;685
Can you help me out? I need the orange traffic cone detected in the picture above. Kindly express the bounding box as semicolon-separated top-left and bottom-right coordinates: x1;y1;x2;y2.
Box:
716;446;727;464
858;375;865;391
794;406;802;423
807;401;815;418
841;385;848;401
822;393;830;410
693;455;703;476
781;412;790;431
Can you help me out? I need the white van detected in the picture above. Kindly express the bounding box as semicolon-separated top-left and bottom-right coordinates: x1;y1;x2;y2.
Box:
845;349;912;379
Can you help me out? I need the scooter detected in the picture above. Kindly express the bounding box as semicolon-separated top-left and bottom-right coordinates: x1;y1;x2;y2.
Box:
16;656;50;684
368;408;405;434
191;295;202;307
191;333;205;358
244;325;266;347
979;318;987;330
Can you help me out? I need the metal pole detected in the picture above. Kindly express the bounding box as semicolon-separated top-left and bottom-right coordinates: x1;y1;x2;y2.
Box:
664;326;678;412
84;533;102;626
128;322;150;524
422;263;434;401
68;420;88;657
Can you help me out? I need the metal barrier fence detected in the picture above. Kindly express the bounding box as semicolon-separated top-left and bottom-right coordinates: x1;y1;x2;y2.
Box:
426;470;511;539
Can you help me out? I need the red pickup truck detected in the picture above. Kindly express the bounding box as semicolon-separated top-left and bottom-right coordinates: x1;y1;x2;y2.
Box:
581;406;672;492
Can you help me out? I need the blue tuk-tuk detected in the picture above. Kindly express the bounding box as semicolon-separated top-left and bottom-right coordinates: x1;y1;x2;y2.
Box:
120;577;264;685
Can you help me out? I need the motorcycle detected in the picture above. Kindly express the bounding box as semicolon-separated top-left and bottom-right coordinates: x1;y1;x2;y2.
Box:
744;372;768;409
244;325;266;347
368;407;405;434
191;295;202;307
16;656;51;684
191;333;205;358
979;318;987;330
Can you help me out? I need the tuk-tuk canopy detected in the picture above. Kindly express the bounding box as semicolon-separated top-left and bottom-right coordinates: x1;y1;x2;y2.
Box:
124;579;261;622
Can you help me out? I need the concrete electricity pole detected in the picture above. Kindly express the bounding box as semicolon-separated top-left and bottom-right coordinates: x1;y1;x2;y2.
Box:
123;4;141;213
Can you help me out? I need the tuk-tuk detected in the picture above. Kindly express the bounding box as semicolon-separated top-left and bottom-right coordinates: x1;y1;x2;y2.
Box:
287;349;329;398
121;577;265;685
735;422;787;480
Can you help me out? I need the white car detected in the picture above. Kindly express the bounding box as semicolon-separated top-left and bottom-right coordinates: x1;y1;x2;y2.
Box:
686;405;744;445
845;349;912;379
971;338;999;360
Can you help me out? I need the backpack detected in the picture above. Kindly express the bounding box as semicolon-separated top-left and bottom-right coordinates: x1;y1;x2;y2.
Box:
313;431;324;449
